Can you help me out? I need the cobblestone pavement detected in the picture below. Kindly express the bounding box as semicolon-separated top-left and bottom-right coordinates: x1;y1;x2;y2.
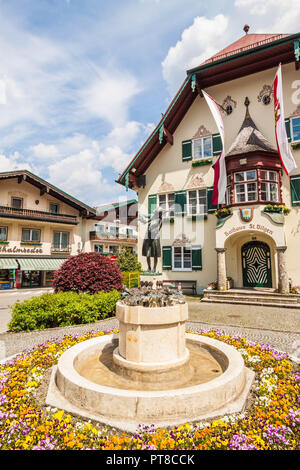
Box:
0;316;299;362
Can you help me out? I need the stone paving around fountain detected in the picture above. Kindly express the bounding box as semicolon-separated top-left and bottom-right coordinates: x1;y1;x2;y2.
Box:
0;298;299;362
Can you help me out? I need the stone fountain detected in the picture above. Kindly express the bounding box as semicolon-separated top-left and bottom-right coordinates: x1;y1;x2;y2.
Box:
47;287;254;432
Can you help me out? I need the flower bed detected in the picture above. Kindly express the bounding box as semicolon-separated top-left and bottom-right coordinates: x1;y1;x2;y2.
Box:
0;329;299;450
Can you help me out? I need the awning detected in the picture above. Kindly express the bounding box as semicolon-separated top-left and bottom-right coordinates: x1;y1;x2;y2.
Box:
0;258;18;270
17;258;66;271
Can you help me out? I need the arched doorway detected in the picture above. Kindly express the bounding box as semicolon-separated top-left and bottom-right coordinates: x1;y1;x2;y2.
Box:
241;241;272;288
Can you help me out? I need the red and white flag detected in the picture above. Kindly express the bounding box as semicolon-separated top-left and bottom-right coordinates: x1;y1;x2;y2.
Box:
202;90;226;204
274;64;297;175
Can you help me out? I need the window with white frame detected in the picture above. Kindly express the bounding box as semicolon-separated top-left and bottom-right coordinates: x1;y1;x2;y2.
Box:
291;117;300;142
172;246;192;271
109;245;119;254
260;170;279;202
0;226;7;241
22;228;41;242
225;175;232;205
53;231;69;250
158;193;175;218
187;189;207;215
234;170;257;203
95;223;105;233
94;244;104;253
192;136;212;161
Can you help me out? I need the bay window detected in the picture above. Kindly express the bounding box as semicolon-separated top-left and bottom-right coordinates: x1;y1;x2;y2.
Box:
260;171;279;202
234;170;257;202
225;168;281;206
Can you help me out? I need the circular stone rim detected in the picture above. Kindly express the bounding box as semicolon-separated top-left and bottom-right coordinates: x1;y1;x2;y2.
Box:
56;333;245;398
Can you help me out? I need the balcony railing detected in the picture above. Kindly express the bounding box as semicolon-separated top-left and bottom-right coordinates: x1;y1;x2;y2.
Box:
90;231;138;242
0;206;78;225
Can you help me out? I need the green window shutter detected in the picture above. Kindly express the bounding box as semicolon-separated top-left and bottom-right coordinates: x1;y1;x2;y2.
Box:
285;118;291;142
148;194;157;216
290;176;300;205
162;246;172;270
174;190;187;216
192;246;202;270
207;187;217;213
212;133;222;156
182;140;192;161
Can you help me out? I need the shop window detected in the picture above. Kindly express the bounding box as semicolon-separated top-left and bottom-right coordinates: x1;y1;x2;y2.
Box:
187;189;207;216
49;202;59;214
0;226;7;241
22;228;41;242
11;197;23;209
158;193;175;218
291;116;300;142
53;231;69;250
94;244;104;253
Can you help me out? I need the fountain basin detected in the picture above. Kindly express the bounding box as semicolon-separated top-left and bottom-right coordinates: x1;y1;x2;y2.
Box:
48;333;254;432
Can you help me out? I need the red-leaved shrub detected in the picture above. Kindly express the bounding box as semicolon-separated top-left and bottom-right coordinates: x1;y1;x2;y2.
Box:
53;253;123;294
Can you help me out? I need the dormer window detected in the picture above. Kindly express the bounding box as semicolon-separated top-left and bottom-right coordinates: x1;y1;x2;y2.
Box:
193;136;212;160
11;197;23;209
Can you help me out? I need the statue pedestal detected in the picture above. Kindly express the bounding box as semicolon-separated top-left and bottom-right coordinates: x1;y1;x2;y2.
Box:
114;301;190;383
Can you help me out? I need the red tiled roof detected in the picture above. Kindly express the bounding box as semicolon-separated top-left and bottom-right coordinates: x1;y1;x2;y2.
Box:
201;33;291;66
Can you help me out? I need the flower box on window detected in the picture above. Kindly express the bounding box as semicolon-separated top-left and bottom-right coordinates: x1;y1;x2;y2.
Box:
263;204;290;215
215;208;232;219
291;142;300;150
192;158;213;167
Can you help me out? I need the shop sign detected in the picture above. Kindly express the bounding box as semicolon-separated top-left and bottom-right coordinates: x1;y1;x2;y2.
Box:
0;245;43;254
224;223;274;238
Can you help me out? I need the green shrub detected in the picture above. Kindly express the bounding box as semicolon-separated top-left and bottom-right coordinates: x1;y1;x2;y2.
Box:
8;289;121;332
115;247;142;273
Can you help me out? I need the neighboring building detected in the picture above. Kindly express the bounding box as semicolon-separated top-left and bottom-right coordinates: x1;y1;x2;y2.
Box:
0;170;137;289
117;29;300;295
83;200;138;256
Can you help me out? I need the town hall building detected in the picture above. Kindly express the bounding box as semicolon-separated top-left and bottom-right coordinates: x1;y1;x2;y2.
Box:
118;27;300;297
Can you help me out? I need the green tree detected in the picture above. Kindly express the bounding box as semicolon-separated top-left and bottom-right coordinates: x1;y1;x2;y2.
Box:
115;247;142;272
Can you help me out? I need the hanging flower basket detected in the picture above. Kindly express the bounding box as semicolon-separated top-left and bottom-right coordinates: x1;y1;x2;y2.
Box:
215;208;232;219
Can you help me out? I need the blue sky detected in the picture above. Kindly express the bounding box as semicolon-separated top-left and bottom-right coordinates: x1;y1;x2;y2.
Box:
0;0;298;206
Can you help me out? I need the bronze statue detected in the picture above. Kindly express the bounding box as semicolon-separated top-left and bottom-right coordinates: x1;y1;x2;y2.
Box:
139;207;164;273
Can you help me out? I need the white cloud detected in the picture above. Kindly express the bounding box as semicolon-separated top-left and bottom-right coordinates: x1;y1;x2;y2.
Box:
33;119;154;204
235;0;300;33
0;151;33;172
162;14;229;95
80;69;142;126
